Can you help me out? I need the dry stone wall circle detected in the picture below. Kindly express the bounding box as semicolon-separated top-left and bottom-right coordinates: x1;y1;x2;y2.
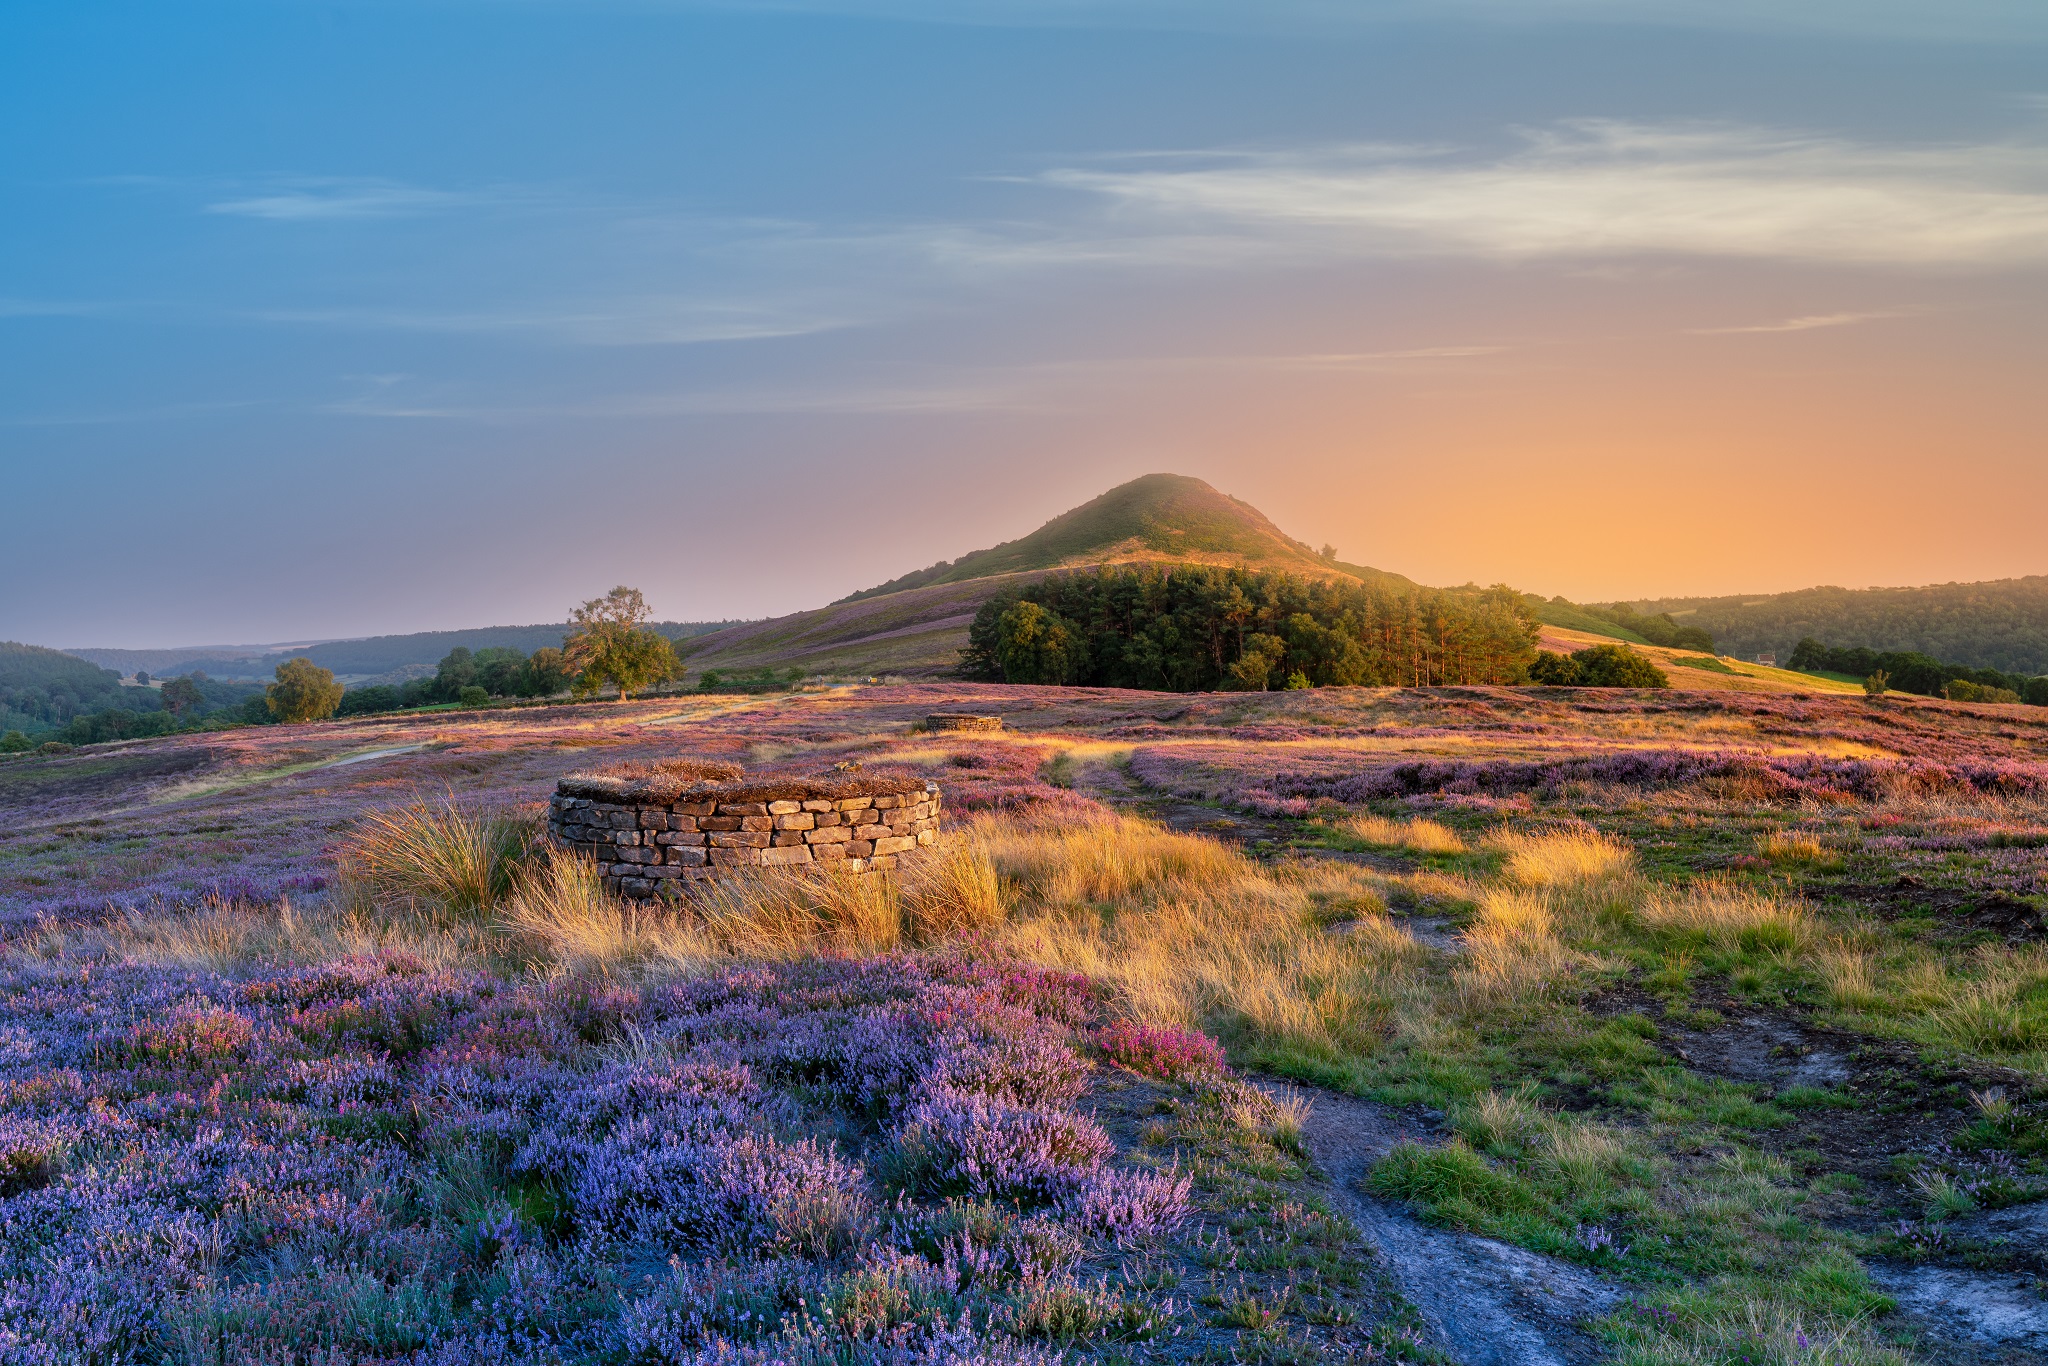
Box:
926;713;1003;732
547;759;942;900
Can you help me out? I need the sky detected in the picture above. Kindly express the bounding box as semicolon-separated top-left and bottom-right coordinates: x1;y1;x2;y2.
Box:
4;1;2047;647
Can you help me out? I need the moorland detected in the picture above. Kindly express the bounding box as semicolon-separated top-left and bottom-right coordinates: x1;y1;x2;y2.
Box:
3;676;2048;1365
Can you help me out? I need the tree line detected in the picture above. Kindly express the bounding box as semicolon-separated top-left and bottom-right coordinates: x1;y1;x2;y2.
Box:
959;565;1540;690
1787;638;2048;705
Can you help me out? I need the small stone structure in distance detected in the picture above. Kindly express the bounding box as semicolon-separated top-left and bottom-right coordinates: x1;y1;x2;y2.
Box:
926;713;1003;732
548;758;941;900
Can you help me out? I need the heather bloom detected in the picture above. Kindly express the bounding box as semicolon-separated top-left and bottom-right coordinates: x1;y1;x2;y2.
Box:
1091;1021;1226;1079
890;1089;1113;1204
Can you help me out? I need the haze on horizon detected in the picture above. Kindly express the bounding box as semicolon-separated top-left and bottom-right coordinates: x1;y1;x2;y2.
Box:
4;0;2047;648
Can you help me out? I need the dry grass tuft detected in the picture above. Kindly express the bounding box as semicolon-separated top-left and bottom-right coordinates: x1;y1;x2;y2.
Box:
1338;813;1466;854
1640;880;1811;956
499;852;711;974
336;796;537;918
1489;828;1633;886
1454;887;1575;1008
1756;829;1839;867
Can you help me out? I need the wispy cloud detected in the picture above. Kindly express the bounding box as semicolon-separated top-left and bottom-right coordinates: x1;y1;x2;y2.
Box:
204;178;491;221
247;298;852;346
1036;121;2048;267
1689;310;1900;335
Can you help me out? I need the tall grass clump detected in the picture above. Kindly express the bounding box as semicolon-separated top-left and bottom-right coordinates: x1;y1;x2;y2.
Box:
500;851;710;974
1488;828;1633;886
1338;814;1465;854
336;796;535;917
990;810;1427;1066
1454;888;1575;1009
1640;881;1811;958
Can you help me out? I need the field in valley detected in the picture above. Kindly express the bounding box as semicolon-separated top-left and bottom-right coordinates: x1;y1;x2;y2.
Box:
3;681;2048;1365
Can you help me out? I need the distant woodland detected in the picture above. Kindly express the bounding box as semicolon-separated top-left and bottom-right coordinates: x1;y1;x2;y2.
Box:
960;565;1537;690
1639;577;2048;675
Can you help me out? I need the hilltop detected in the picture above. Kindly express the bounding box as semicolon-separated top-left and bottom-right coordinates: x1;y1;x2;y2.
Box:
837;473;1409;603
686;474;1408;677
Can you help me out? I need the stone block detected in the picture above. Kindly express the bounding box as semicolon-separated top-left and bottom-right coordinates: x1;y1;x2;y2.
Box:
709;831;772;849
805;826;851;844
812;842;848;861
772;831;808;847
617;846;659;865
667;847;709;867
916;829;936;846
644;864;680;880
668;814;699;832
699;816;742;832
869;854;898;871
812;811;842;827
719;801;770;817
654;831;705;847
846;840;874;858
620;877;653;897
761;845;814;867
837;797;873;812
639;810;666;829
709;846;763;867
853;823;887;842
873;835;917;856
676;801;716;816
612;830;641;846
767;799;802;815
774;813;815;831
873;795;901;810
801;799;836;812
738;815;774;832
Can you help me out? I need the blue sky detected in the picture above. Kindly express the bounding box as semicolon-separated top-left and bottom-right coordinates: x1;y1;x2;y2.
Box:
5;2;2047;646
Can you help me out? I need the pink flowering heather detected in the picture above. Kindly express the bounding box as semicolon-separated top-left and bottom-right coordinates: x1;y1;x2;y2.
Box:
1091;1020;1226;1079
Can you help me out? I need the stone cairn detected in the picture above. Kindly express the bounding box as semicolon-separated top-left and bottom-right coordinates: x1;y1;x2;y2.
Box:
925;713;1003;732
547;758;942;900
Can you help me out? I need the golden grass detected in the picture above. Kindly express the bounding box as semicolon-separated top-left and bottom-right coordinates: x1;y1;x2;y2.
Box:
335;796;537;918
1488;828;1633;886
1755;829;1839;866
1337;813;1466;854
1639;880;1811;956
985;810;1427;1056
1454;887;1575;1008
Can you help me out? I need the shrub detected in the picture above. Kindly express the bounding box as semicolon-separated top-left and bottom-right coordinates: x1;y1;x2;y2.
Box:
457;684;490;708
1863;670;1889;697
0;730;28;753
1569;644;1668;688
1092;1020;1226;1078
1528;651;1581;686
889;1090;1113;1203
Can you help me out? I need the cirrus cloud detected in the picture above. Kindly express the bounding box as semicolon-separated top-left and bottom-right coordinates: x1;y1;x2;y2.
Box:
1037;121;2048;267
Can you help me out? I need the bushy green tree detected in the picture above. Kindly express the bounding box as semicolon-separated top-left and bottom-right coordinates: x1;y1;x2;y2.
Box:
1227;633;1289;690
567;587;678;701
528;647;569;696
159;675;205;717
1863;670;1889;697
0;730;28;753
457;684;490;708
1570;644;1668;688
266;657;344;723
993;601;1087;685
1528;651;1582;686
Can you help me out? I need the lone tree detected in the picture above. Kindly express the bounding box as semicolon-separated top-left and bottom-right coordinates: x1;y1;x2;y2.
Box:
566;586;678;702
266;657;344;723
160;675;205;718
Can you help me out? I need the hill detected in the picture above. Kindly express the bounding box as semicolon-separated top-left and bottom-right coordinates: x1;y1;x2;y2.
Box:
69;621;743;683
836;473;1409;603
0;640;146;735
1632;577;2048;676
687;474;1410;677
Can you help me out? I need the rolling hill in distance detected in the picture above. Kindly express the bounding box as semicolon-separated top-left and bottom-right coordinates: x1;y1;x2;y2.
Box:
27;472;2048;686
680;473;1414;677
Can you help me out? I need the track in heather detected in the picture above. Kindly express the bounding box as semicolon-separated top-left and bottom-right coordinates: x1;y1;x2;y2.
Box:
1259;1080;1623;1366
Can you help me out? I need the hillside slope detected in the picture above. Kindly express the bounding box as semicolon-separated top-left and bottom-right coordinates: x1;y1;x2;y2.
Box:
685;474;1412;678
838;473;1408;603
1637;577;2048;676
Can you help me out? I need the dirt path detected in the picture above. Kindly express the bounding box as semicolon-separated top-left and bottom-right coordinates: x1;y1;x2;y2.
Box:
1260;1080;1623;1366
